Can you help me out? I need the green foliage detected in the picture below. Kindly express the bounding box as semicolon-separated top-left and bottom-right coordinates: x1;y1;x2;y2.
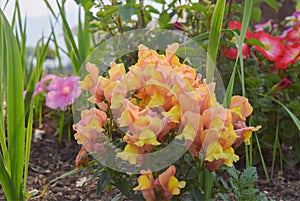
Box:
216;166;271;201
0;8;26;201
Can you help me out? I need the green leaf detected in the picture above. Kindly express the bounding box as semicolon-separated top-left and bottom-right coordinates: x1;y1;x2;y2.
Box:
118;5;134;22
145;5;160;14
154;0;166;4
245;38;264;47
158;11;170;27
251;7;261;22
191;3;206;12
297;1;300;10
265;0;279;11
206;0;226;83
74;0;95;11
240;166;258;187
96;170;113;196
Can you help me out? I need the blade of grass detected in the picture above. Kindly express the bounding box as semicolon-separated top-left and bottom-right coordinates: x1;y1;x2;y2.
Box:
0;156;16;201
77;8;90;64
237;0;253;97
1;9;25;199
223;55;239;108
23;105;34;193
50;20;63;73
223;0;253;107
0;12;10;172
56;0;80;74
206;0;226;83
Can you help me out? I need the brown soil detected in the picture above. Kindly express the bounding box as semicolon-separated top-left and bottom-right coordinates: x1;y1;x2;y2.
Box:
0;124;300;201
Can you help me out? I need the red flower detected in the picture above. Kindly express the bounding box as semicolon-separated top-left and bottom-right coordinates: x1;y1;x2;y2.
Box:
274;44;300;69
229;20;253;39
271;77;292;93
222;43;250;59
174;22;184;31
222;20;252;59
254;32;284;61
284;25;300;43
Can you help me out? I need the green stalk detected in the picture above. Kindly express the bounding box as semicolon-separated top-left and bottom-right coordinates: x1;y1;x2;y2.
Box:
277;136;283;178
254;132;270;182
203;169;213;201
206;0;226;83
58;111;65;143
271;105;280;177
23;106;34;193
68;105;71;141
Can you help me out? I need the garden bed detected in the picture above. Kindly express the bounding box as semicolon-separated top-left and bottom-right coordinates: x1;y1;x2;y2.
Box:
1;125;299;201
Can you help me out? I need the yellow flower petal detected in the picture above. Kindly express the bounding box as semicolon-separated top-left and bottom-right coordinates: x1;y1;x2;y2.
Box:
147;92;165;108
111;93;125;109
223;147;239;166
117;144;139;164
162;105;181;123
167;176;186;195
109;62;126;80
133;175;153;190
205;142;226;162
119;110;133;127
135;129;161;147
230;106;245;120
176;123;196;141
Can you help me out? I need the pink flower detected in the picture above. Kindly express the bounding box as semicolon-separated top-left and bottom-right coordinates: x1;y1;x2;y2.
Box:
254;20;273;32
33;74;57;96
285;11;300;27
254;32;284;61
46;76;81;110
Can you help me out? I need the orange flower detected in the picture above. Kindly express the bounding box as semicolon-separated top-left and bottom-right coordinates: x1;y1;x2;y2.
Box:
79;62;99;93
202;106;232;129
204;142;239;170
233;121;261;147
230;96;253;122
155;165;186;201
133;170;156;201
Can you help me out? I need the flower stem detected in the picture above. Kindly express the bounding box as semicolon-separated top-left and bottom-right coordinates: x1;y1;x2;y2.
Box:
58;111;65;143
203;169;213;201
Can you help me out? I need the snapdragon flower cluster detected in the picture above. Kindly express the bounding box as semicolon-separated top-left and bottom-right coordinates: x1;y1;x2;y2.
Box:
73;43;260;200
